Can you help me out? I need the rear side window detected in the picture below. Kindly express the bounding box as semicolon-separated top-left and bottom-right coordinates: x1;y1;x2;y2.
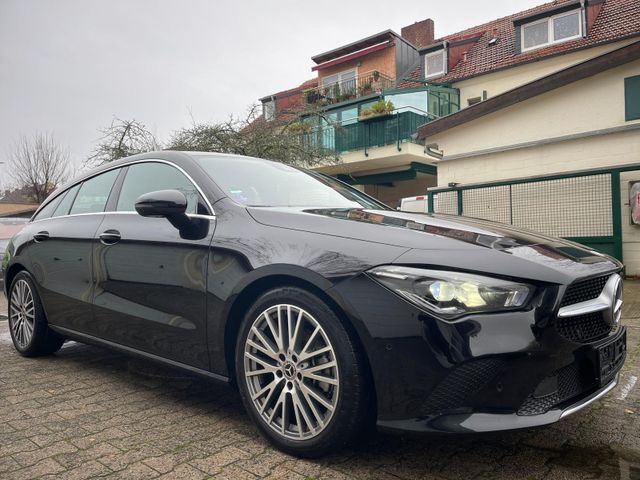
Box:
32;196;62;221
116;162;203;214
52;184;80;217
69;169;119;215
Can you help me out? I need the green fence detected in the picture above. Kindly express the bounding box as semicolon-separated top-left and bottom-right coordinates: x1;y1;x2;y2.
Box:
426;164;640;262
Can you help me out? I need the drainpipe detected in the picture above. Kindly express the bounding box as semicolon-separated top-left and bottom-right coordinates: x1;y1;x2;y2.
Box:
580;0;587;38
443;40;450;75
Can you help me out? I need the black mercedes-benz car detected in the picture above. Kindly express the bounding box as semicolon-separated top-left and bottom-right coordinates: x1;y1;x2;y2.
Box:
2;151;626;457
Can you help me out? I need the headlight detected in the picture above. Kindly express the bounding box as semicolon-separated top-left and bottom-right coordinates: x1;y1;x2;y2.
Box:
368;266;532;319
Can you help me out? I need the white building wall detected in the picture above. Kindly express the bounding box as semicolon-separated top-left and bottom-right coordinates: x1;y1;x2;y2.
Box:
427;57;640;274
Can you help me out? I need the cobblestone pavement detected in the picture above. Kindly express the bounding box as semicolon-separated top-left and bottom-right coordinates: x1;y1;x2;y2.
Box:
0;284;639;480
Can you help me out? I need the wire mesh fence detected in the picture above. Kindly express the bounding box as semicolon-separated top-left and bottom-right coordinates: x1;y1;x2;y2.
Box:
434;191;458;215
462;186;511;224
511;174;612;237
433;173;613;237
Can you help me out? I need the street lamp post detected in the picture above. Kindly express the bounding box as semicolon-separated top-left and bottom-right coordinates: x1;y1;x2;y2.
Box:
0;161;5;193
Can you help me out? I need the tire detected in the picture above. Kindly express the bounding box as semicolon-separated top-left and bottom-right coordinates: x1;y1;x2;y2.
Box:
235;287;370;457
7;271;65;357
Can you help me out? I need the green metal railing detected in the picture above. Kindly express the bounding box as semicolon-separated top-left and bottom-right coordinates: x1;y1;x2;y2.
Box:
305;109;433;155
426;164;640;261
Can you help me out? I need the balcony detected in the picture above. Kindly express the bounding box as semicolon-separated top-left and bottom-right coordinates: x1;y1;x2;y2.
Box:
303;108;435;155
304;71;395;107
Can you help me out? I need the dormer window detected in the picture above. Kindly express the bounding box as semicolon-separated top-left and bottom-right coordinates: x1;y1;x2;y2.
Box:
424;49;446;79
263;99;275;121
521;9;582;52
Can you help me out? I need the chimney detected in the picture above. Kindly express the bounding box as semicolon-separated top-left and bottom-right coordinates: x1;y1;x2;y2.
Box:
401;19;435;49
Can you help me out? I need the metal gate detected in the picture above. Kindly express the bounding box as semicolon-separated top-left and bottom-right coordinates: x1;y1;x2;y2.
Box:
426;166;640;261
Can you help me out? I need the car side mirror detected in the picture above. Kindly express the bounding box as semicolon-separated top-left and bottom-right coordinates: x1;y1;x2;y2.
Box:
135;190;187;218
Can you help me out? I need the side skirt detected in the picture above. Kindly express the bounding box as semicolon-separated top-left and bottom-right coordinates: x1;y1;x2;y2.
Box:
50;325;230;384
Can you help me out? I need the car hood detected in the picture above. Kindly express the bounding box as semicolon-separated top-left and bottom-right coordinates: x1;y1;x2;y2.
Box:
247;207;620;284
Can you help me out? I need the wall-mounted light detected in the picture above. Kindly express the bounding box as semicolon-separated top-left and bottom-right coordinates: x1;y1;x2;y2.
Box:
448;182;460;188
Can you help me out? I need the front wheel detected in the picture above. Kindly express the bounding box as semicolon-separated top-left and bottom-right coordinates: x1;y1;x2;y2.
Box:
235;287;370;457
8;271;65;357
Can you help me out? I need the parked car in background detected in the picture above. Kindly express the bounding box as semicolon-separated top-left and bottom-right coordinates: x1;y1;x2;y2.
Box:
2;151;627;457
399;195;429;213
0;218;29;292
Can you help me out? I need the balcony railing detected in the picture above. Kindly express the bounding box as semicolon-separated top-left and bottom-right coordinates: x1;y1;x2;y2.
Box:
302;108;436;155
305;71;395;106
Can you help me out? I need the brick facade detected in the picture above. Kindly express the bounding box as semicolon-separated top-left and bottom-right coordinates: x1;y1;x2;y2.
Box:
317;45;396;84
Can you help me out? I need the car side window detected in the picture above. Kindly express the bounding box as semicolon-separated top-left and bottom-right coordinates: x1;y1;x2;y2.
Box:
69;169;119;215
32;195;63;221
116;162;204;214
52;184;80;217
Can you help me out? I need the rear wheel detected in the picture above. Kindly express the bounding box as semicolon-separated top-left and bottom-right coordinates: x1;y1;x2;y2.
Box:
8;271;65;357
235;287;370;457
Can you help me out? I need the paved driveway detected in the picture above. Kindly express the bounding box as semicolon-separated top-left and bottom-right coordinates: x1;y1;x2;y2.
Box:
0;285;639;480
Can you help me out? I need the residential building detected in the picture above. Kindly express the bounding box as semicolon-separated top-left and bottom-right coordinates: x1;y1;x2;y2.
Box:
259;0;640;272
260;27;460;207
413;0;640;273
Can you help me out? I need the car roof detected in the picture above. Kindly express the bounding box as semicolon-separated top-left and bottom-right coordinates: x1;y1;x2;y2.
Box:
35;151;267;216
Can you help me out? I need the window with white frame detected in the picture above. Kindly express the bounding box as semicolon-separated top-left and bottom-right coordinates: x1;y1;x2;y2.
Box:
322;69;357;98
521;9;582;52
424;49;446;79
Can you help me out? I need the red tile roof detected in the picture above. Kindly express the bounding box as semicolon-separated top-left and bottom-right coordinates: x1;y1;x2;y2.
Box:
260;78;319;124
417;40;640;139
399;0;640;87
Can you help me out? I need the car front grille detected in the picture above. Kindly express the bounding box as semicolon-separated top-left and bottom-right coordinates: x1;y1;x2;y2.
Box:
560;274;611;308
517;362;593;416
556;273;616;344
556;311;613;343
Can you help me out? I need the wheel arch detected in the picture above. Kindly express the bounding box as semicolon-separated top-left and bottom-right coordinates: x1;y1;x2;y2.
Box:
222;268;376;409
4;262;26;297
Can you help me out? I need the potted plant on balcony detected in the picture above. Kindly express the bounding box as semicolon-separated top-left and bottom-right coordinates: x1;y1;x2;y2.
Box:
358;82;373;97
304;89;320;105
331;83;341;102
371;70;384;92
359;100;395;121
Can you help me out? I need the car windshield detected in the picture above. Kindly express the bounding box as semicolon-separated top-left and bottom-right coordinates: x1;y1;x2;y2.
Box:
196;155;389;210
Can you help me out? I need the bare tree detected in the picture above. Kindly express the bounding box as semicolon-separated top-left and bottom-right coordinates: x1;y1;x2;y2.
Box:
167;104;340;168
88;117;159;166
9;132;69;203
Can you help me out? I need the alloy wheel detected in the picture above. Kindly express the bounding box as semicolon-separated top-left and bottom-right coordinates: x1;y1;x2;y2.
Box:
243;304;340;440
9;279;35;349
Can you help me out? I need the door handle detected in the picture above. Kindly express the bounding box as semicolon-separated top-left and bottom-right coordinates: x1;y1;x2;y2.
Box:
99;229;121;245
33;231;49;242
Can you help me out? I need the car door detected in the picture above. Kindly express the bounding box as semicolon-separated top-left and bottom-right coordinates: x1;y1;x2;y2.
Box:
91;160;215;369
26;168;121;332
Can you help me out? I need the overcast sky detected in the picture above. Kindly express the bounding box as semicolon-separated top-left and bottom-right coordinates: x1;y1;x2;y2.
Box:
0;0;542;188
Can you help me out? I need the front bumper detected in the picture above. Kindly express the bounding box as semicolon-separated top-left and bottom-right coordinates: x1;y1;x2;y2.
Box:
330;272;626;434
377;374;619;434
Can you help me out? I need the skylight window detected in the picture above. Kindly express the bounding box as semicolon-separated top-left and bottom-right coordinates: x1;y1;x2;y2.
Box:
521;9;582;52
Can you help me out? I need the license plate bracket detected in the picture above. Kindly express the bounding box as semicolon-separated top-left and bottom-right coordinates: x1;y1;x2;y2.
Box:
597;330;626;386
